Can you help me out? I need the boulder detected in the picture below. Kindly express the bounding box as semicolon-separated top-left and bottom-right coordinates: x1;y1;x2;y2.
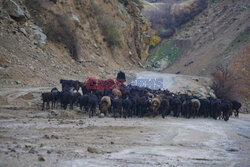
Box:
31;25;47;48
87;146;99;153
72;14;80;23
99;113;105;118
38;156;45;161
19;27;27;36
2;0;25;21
0;8;11;20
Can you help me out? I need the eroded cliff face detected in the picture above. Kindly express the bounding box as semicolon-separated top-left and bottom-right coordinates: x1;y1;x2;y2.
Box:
0;0;150;87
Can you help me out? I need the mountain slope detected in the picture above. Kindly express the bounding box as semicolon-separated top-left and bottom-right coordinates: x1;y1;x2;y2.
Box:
0;0;150;87
164;0;249;76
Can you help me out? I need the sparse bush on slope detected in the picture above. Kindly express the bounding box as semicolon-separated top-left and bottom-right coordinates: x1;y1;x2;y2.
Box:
43;14;79;61
24;0;79;60
92;1;122;49
211;65;240;100
98;15;122;48
233;45;250;101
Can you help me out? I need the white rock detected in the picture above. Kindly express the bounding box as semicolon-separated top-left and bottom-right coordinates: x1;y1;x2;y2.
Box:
19;28;27;36
72;14;80;23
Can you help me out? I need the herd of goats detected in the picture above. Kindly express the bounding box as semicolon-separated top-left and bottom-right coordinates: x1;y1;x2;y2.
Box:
41;72;242;121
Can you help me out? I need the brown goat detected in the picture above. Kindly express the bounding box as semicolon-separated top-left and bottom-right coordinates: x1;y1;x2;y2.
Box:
151;97;161;117
112;88;122;98
100;96;111;116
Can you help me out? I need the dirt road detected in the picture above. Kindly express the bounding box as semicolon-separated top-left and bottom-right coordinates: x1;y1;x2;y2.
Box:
0;108;249;167
0;74;249;167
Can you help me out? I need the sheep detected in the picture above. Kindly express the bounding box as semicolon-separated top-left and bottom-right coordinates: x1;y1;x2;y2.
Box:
100;96;111;116
191;99;201;118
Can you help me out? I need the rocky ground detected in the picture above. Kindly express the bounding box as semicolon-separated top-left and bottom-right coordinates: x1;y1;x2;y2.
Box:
0;109;249;167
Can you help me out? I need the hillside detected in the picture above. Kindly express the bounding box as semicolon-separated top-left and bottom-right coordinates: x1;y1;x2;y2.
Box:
0;0;150;87
145;0;249;77
164;0;249;76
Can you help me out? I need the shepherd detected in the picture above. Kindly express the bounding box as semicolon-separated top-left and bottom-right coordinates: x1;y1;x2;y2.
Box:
116;71;126;89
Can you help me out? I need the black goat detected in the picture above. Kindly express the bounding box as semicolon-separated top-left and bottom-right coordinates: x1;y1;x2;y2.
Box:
88;94;98;118
80;94;89;112
41;92;53;110
122;97;132;118
60;90;73;110
231;100;241;117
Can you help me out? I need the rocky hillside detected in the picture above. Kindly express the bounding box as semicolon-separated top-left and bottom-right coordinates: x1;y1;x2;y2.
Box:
0;0;150;87
145;0;249;77
164;0;249;76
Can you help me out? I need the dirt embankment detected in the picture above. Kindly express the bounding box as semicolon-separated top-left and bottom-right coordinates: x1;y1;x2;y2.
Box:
0;0;150;88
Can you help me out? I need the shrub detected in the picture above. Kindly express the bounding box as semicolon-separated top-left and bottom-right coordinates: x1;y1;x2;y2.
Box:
43;14;79;60
24;0;79;60
233;45;250;100
150;35;161;47
92;1;122;49
211;65;240;99
149;39;190;68
135;0;144;9
99;15;122;48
